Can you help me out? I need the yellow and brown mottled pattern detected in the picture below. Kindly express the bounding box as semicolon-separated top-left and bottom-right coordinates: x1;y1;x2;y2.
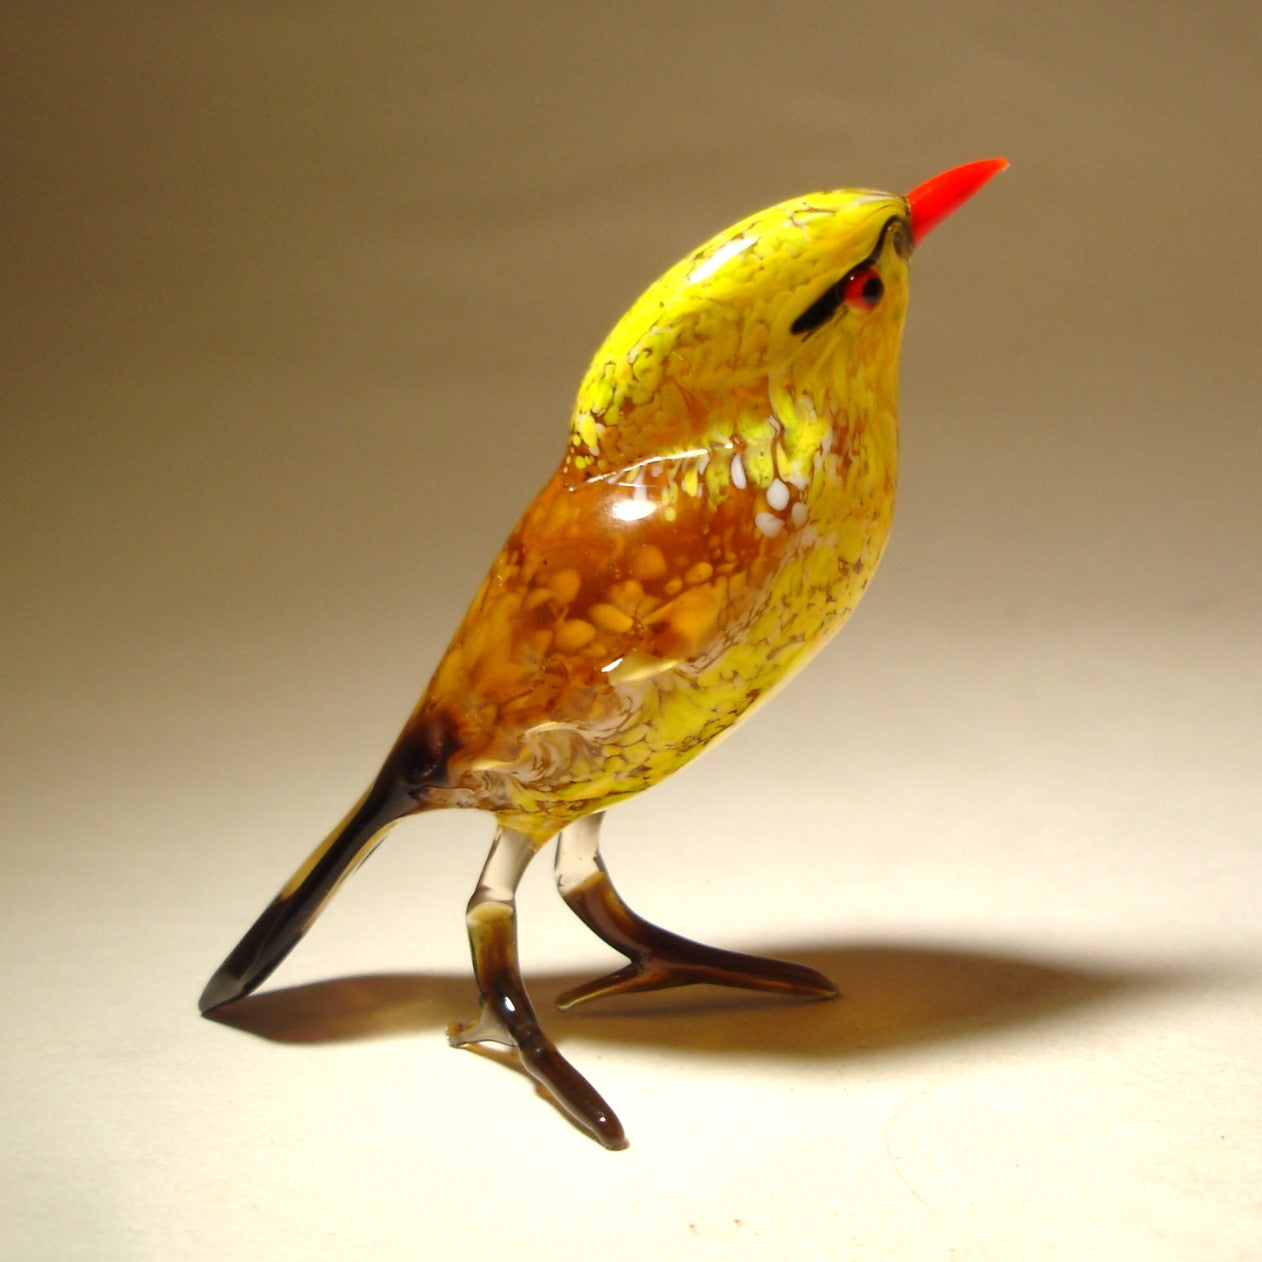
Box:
404;190;911;839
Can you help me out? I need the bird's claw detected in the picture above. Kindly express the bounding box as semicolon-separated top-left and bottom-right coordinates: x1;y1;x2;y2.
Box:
447;1009;510;1049
555;947;838;1012
449;1008;627;1149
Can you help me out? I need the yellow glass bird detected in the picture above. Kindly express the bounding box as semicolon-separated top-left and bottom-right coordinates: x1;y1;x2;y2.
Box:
201;158;1007;1148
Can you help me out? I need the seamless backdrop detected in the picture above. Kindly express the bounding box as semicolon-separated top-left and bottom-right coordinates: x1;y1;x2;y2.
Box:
2;5;1259;1260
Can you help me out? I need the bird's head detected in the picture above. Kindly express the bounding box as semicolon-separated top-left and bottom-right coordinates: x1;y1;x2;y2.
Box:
565;159;1006;479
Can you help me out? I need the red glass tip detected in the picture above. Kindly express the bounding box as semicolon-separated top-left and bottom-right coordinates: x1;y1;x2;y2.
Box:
906;158;1008;245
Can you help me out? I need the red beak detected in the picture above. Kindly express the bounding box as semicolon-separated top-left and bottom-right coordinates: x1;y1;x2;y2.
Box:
906;158;1008;246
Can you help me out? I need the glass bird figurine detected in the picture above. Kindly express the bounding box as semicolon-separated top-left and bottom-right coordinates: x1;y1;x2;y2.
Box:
201;158;1007;1148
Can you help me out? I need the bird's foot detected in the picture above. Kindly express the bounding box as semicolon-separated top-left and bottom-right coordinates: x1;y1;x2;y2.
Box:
449;1004;627;1150
553;819;838;1014
555;937;838;1011
447;1006;511;1049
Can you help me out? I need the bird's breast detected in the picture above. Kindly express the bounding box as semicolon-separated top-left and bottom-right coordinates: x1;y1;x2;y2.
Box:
415;396;897;833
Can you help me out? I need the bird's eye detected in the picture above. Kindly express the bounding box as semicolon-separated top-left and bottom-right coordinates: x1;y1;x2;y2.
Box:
843;266;884;310
791;264;886;336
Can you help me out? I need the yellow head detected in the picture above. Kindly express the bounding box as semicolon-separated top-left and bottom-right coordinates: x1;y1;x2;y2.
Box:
564;160;1006;480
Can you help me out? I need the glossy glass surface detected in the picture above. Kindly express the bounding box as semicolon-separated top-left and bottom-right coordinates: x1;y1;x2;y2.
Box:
202;162;1006;1148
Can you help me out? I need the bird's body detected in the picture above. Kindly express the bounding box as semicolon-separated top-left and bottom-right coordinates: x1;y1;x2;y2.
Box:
203;161;1005;1149
408;192;906;834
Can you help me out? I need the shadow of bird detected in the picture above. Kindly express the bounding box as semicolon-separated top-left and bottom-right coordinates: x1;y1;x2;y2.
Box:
205;938;1183;1060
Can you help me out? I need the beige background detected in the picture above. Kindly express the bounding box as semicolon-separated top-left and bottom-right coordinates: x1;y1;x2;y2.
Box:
3;4;1259;1259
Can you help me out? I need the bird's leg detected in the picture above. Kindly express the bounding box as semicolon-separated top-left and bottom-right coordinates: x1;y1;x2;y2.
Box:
553;812;838;1011
448;825;627;1150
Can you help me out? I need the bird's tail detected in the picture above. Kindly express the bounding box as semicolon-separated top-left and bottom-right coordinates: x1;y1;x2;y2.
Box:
199;726;447;1014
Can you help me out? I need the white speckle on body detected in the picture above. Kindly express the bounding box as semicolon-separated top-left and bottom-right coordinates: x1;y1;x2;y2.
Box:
755;512;784;538
731;454;747;490
766;478;789;511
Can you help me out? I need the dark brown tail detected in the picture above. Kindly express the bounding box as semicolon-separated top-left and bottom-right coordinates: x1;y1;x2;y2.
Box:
199;769;426;1013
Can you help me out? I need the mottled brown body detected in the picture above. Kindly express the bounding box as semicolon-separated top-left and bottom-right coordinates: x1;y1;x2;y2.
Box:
410;217;907;836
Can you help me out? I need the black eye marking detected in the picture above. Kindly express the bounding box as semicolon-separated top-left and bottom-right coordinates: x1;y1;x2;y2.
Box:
790;214;907;337
790;282;844;335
